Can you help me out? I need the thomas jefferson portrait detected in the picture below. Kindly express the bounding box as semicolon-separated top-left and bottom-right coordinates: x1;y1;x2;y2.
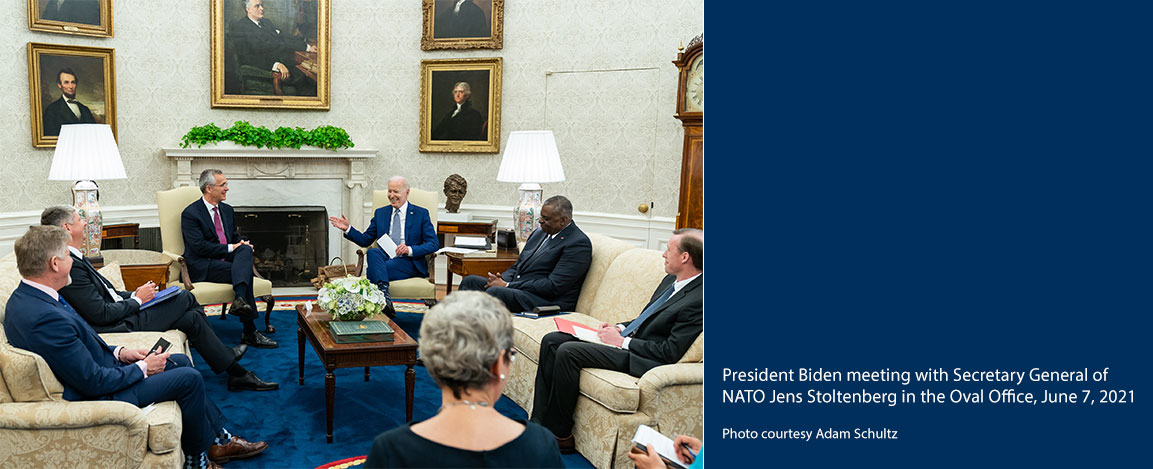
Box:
429;70;491;142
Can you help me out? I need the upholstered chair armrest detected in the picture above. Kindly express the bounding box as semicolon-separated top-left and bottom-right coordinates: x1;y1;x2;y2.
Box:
355;249;365;276
0;400;181;456
637;362;704;435
161;251;193;290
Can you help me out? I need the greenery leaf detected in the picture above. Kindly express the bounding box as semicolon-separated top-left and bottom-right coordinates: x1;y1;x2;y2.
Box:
180;121;355;151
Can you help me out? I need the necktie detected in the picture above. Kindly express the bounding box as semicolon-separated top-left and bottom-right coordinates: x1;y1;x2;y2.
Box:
390;208;403;245
621;285;676;337
212;207;228;245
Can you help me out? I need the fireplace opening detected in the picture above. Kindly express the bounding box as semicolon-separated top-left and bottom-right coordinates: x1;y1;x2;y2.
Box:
234;206;328;287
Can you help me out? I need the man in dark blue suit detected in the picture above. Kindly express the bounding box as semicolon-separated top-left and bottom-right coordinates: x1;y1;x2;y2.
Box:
458;195;593;312
3;226;268;468
328;176;437;317
181;169;277;349
530;229;704;453
43;205;277;392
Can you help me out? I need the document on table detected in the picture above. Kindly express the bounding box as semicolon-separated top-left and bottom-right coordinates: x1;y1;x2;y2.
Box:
454;236;488;248
376;234;399;258
631;424;688;469
436;246;480;255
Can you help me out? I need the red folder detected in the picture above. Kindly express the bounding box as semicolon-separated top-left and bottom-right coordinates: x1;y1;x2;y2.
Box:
554;317;594;335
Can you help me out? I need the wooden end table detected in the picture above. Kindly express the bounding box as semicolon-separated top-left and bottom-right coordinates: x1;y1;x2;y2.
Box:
444;248;520;294
296;304;418;443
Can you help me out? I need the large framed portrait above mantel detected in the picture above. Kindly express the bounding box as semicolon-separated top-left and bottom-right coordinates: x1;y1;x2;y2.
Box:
211;0;330;109
27;43;116;148
28;0;113;37
420;58;503;153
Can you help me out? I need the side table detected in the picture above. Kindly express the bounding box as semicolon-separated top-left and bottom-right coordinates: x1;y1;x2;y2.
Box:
444;248;520;294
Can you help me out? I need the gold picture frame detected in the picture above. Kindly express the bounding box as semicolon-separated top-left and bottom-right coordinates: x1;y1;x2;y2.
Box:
420;58;502;153
210;0;330;109
28;0;113;38
28;42;116;148
421;0;504;50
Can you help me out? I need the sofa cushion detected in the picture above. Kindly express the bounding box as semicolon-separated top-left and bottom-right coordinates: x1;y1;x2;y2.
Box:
511;313;602;363
574;234;638;314
0;252;21;323
0;339;64;403
585;248;668;325
145;401;183;453
96;262;126;290
679;332;704;363
579;368;640;413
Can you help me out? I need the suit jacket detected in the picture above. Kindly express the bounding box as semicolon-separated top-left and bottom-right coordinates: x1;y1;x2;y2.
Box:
229;16;308;72
181;199;241;282
42;96;96;137
619;274;704;377
431;101;485;141
501;223;593;311
4;282;144;401
59;252;137;333
345;203;439;277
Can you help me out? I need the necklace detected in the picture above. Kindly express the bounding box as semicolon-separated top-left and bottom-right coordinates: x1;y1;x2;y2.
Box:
441;399;491;411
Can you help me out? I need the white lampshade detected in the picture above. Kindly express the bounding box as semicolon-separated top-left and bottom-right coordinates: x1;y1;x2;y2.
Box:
48;124;126;181
496;131;565;183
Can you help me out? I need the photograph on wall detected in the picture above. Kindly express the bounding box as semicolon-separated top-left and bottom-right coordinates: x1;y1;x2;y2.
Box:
211;0;329;109
27;42;116;148
422;0;503;50
420;58;502;153
28;0;112;37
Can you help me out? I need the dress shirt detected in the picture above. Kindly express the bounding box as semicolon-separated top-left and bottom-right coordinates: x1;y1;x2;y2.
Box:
65;98;82;119
619;273;701;350
21;278;148;377
202;198;234;252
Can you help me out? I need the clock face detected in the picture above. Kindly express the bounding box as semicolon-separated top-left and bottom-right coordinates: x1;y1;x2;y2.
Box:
684;55;703;112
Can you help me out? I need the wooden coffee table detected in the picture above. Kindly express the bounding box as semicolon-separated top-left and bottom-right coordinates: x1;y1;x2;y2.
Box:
444;248;520;294
296;304;418;443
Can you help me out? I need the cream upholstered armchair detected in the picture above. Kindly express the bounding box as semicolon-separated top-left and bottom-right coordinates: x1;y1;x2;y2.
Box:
156;186;277;332
0;253;187;467
353;188;438;301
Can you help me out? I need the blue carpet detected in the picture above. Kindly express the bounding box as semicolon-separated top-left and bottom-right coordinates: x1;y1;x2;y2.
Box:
189;305;595;468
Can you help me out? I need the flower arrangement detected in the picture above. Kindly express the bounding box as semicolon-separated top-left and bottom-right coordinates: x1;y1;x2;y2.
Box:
317;277;389;321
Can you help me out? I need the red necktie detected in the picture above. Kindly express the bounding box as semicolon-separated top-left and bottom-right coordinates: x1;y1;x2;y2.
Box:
212;207;228;245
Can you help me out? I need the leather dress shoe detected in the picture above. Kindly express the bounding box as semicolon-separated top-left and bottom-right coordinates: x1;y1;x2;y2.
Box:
207;462;222;469
231;344;248;361
241;331;279;349
228;371;278;391
208;436;268;463
374;281;396;319
555;434;576;454
230;297;256;320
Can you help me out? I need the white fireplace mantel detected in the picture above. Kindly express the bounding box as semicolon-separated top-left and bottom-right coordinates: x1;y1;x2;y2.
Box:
164;144;378;262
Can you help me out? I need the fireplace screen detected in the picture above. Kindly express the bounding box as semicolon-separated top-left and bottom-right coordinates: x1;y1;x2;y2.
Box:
233;206;328;287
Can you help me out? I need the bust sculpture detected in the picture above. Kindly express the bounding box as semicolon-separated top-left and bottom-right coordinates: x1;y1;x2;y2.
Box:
444;174;468;213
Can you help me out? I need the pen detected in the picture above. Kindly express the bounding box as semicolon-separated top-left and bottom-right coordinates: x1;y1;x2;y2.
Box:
674;434;698;464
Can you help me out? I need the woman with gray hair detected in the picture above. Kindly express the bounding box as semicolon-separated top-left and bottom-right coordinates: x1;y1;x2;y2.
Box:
364;291;563;468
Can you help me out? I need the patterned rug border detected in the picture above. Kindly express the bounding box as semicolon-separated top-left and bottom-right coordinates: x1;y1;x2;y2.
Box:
314;455;366;469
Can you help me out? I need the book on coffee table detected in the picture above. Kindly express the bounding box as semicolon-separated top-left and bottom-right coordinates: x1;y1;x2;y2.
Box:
328;320;394;344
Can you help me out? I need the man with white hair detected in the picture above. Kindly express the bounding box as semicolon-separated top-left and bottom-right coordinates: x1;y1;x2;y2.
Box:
328;175;438;317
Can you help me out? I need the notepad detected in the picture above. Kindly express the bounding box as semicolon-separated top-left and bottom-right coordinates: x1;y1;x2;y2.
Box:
553;317;620;348
632;425;689;469
139;286;181;310
376;234;399;258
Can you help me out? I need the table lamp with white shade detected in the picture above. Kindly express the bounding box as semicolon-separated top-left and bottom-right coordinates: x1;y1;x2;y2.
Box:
496;130;566;244
48;124;126;260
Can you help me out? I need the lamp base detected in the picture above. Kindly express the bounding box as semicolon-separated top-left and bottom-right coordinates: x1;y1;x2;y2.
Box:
72;180;104;258
512;183;543;244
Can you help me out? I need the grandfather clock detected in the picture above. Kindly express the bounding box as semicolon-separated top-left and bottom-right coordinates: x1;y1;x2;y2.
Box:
673;34;703;230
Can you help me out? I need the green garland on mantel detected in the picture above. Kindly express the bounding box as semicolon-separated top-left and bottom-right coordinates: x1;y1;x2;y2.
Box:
180;121;355;151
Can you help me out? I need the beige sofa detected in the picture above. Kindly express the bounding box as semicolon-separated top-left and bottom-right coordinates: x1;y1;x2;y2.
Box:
0;252;188;468
504;234;704;469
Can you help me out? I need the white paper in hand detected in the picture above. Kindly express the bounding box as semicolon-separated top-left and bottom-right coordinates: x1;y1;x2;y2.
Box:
376;234;399;258
573;326;621;348
631;425;688;469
